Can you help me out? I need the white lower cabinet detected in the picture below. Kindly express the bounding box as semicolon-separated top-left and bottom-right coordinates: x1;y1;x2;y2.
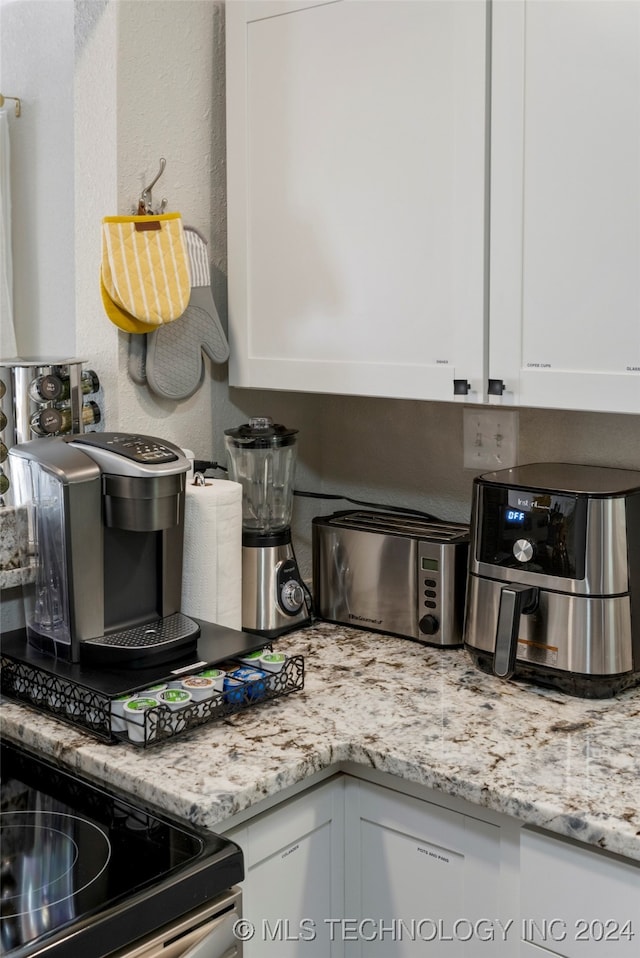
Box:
344;779;505;956
225;774;639;957
519;828;640;958
224;777;346;957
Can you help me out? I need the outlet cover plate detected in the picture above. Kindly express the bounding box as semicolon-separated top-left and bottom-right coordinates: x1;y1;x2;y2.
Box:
463;409;519;471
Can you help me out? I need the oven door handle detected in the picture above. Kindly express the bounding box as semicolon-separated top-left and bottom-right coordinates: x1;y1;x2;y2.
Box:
180;933;239;958
131;903;241;958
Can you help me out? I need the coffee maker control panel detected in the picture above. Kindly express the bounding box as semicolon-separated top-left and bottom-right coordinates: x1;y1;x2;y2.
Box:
75;433;178;462
70;432;189;478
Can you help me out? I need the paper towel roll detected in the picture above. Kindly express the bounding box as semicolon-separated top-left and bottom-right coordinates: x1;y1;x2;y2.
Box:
181;478;243;630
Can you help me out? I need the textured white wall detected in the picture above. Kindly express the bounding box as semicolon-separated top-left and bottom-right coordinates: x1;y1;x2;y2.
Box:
73;0;225;458
0;0;75;357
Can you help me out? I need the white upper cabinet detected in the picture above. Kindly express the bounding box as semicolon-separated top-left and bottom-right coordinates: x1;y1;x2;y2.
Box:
226;0;489;402
489;0;640;414
227;0;639;414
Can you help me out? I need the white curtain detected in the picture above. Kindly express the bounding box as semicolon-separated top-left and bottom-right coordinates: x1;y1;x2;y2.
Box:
0;107;18;357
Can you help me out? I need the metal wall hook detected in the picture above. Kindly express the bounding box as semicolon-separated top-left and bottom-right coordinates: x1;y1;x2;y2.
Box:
139;157;166;214
0;94;21;117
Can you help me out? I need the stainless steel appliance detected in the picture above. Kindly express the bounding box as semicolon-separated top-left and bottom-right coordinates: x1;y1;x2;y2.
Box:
224;417;310;638
312;510;470;646
0;740;243;958
8;432;198;667
464;462;640;697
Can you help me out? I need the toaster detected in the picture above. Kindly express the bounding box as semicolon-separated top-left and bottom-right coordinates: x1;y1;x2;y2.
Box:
312;510;469;646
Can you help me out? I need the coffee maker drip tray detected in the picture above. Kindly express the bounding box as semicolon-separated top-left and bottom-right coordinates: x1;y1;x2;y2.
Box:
80;613;200;667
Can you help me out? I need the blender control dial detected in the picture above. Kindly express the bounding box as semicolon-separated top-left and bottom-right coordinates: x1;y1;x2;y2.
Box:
513;538;534;563
281;579;304;614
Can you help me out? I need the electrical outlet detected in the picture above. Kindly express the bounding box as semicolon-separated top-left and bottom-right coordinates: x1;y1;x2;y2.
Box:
463;409;519;471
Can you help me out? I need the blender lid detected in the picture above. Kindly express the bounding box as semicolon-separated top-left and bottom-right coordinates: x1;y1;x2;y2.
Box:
224;416;298;448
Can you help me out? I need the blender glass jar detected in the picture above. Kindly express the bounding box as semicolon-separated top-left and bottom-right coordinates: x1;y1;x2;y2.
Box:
224;417;299;534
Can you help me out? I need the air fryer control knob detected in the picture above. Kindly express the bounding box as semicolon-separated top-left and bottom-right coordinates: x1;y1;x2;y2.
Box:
281;579;304;613
419;614;439;636
513;539;534;563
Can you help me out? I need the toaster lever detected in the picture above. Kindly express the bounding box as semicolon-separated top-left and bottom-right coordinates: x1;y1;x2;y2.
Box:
494;585;538;679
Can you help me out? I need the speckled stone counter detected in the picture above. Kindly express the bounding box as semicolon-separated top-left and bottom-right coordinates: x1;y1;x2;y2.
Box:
1;623;639;861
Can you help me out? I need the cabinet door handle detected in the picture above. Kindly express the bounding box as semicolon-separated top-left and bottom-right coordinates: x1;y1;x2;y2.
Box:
453;379;471;395
488;378;506;395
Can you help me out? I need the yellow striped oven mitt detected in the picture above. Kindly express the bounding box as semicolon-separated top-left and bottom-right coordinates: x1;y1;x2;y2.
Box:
101;213;191;333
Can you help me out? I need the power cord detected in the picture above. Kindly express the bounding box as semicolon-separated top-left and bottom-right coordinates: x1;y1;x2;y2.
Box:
293;489;442;522
193;460;228;474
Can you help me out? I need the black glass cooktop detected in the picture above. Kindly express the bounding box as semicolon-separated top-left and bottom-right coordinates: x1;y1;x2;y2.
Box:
0;742;243;958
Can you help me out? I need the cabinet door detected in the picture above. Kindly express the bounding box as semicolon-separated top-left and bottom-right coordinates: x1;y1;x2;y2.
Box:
227;0;488;402
225;778;345;957
490;0;640;413
344;779;504;956
519;828;640;957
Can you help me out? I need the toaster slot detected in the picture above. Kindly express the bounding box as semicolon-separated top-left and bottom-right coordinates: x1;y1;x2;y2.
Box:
328;510;469;543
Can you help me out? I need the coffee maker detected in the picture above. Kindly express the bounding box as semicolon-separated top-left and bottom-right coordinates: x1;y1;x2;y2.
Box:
224;417;310;637
464;462;640;697
8;432;199;667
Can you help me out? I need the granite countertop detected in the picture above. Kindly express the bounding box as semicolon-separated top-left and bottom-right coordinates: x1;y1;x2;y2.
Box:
1;622;639;862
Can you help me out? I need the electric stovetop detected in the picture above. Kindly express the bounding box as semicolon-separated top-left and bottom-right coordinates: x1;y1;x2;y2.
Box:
0;741;243;958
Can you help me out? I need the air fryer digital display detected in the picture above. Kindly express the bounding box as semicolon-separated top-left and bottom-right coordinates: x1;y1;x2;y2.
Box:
478;486;587;579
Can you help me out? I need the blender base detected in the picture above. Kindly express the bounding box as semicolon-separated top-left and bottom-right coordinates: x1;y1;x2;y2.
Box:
241;532;311;637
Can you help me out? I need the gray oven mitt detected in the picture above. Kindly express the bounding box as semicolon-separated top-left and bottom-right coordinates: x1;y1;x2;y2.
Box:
128;332;147;385
143;227;229;400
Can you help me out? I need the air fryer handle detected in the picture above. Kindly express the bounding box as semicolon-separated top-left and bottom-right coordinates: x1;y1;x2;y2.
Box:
494;585;538;679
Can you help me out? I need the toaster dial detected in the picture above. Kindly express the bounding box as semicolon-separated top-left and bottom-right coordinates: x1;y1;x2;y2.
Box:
419;614;439;636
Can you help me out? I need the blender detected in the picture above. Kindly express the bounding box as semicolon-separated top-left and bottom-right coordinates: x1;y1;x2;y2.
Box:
224;417;310;637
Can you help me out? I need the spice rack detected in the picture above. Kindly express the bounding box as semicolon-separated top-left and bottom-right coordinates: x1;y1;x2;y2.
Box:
0;649;304;748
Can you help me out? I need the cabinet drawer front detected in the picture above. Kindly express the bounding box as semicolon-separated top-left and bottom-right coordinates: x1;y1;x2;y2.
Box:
520;828;640;957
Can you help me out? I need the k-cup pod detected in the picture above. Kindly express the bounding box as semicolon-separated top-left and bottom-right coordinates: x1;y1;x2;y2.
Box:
110;694;133;733
180;675;216;701
140;682;168;696
229;666;268;701
197;668;226;691
260;651;286;673
223;676;245;705
157;688;192;710
123;696;160;743
238;649;266;666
